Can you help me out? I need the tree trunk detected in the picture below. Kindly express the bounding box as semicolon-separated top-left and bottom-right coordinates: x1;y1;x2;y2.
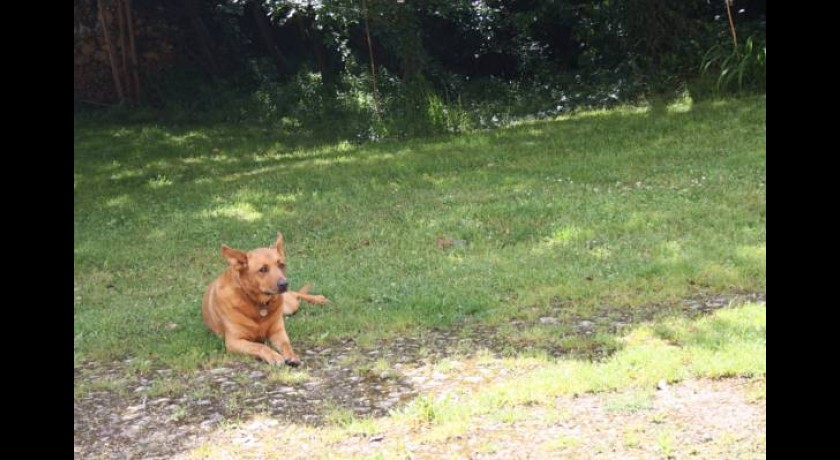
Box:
115;0;131;101
249;0;288;77
98;0;124;102
124;0;142;102
296;15;333;86
182;0;220;78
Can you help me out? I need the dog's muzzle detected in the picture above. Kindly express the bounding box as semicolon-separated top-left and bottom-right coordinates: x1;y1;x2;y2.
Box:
277;279;289;293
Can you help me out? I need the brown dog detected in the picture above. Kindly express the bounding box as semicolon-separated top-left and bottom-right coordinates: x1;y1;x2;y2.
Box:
201;234;328;366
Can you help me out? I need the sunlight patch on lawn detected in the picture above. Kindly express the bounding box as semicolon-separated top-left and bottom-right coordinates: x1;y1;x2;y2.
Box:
657;240;686;264
307;152;398;169
589;245;612;260
109;168;146;181
105;195;131;208
147;174;174;189
736;244;766;262
146;228;167;241
539;225;589;250
201;203;265;222
170;131;210;144
666;93;694;113
624;211;663;231
556;105;650;121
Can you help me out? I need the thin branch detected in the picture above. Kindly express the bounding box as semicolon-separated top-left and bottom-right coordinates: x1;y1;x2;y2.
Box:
725;0;739;52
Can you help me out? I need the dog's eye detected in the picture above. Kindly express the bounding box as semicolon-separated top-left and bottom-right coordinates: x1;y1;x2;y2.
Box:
277;262;286;270
259;265;268;274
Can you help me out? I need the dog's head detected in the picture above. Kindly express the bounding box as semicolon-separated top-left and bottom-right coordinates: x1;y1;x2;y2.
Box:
221;233;289;297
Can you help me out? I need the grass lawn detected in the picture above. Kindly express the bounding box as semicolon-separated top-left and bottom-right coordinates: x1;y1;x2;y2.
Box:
75;94;765;458
75;95;765;368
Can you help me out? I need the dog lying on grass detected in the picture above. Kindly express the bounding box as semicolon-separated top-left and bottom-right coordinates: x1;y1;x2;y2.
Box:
201;234;328;366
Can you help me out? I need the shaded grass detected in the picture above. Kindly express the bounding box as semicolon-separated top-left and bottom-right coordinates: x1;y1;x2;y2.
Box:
74;95;765;367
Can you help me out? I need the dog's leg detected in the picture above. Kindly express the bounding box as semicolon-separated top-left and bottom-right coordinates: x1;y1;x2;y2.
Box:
225;336;286;365
268;325;300;366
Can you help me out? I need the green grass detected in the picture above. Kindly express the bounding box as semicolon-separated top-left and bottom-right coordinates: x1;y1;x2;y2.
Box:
265;366;311;385
475;302;765;404
74;95;765;367
101;94;765;458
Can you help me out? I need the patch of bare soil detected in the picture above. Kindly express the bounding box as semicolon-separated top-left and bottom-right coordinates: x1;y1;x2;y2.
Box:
327;378;766;459
74;293;765;459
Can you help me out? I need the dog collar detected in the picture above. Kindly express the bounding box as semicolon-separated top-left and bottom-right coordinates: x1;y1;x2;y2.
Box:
259;301;269;317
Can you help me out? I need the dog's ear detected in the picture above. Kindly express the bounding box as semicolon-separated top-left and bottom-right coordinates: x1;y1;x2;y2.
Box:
221;244;248;270
273;233;285;257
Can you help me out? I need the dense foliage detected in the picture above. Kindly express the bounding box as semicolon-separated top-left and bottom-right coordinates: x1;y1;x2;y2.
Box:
75;0;765;135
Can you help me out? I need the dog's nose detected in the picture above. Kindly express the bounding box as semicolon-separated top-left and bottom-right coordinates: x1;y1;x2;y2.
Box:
277;279;289;293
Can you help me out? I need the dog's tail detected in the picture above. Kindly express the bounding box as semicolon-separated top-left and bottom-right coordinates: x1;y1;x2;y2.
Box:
298;283;312;295
294;283;330;305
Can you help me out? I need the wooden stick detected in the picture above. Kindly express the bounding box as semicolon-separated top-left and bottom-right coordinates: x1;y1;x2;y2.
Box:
725;0;739;52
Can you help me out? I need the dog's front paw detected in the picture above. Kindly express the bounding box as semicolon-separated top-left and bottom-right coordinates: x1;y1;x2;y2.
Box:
264;355;287;366
284;355;301;367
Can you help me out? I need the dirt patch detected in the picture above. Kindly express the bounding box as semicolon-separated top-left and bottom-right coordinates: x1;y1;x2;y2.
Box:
488;378;766;459
164;377;765;459
74;293;765;459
